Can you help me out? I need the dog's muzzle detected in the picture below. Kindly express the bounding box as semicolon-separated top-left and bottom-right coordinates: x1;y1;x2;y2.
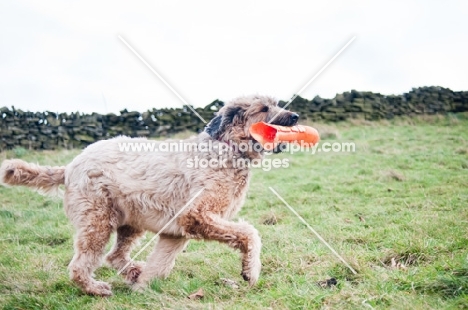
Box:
290;113;299;125
271;112;300;127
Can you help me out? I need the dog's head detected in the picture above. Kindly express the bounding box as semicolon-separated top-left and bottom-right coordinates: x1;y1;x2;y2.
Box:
204;95;299;152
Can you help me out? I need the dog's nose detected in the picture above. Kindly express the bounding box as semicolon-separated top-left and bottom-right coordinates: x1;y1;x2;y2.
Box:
290;113;299;124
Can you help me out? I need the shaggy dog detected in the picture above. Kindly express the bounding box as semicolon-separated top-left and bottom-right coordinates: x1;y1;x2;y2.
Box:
0;95;299;296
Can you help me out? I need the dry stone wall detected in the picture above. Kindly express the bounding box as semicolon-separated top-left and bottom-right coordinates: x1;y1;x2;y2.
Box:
281;86;468;122
1;87;467;150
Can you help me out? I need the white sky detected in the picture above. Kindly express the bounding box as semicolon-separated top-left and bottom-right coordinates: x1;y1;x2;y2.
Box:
1;0;467;114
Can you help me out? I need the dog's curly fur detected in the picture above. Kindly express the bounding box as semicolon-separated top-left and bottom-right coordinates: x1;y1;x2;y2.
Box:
0;95;299;296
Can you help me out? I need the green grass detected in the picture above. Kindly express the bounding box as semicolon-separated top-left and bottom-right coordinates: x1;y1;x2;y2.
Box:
1;114;468;309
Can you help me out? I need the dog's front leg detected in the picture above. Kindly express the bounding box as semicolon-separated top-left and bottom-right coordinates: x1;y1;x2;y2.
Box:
181;211;262;286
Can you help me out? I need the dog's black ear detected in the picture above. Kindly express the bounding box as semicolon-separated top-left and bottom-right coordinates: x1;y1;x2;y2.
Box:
205;106;244;139
219;106;243;131
204;114;223;138
223;106;243;123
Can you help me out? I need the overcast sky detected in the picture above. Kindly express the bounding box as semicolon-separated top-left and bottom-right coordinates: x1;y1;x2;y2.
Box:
1;1;467;114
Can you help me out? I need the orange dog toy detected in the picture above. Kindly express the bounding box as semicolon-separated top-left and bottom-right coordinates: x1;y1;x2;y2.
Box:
249;122;320;151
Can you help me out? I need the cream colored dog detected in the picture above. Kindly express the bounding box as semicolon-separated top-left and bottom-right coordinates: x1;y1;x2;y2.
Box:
0;95;299;296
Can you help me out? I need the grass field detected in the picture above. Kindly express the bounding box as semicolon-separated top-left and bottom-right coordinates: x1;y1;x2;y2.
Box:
0;114;467;309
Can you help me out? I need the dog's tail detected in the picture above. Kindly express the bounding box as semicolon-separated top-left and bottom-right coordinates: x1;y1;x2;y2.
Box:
0;159;65;196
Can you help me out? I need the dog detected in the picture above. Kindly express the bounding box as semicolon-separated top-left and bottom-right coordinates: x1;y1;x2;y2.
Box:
0;95;299;296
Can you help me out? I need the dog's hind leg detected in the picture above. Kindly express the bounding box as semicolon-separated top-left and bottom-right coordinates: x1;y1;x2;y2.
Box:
131;234;188;291
66;192;116;296
68;224;114;296
105;225;146;283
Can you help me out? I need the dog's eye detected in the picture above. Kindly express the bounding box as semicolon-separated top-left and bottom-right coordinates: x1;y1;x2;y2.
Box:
261;106;269;112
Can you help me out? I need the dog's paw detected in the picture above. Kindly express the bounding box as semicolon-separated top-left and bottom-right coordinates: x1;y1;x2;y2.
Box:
85;280;112;297
241;270;259;286
241;271;250;282
124;262;145;284
241;232;262;286
241;257;261;286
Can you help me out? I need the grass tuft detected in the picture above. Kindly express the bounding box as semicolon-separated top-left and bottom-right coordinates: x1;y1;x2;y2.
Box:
382;169;406;182
261;212;279;225
382;251;430;267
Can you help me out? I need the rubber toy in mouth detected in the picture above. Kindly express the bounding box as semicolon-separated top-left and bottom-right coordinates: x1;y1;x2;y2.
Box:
249;122;320;151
